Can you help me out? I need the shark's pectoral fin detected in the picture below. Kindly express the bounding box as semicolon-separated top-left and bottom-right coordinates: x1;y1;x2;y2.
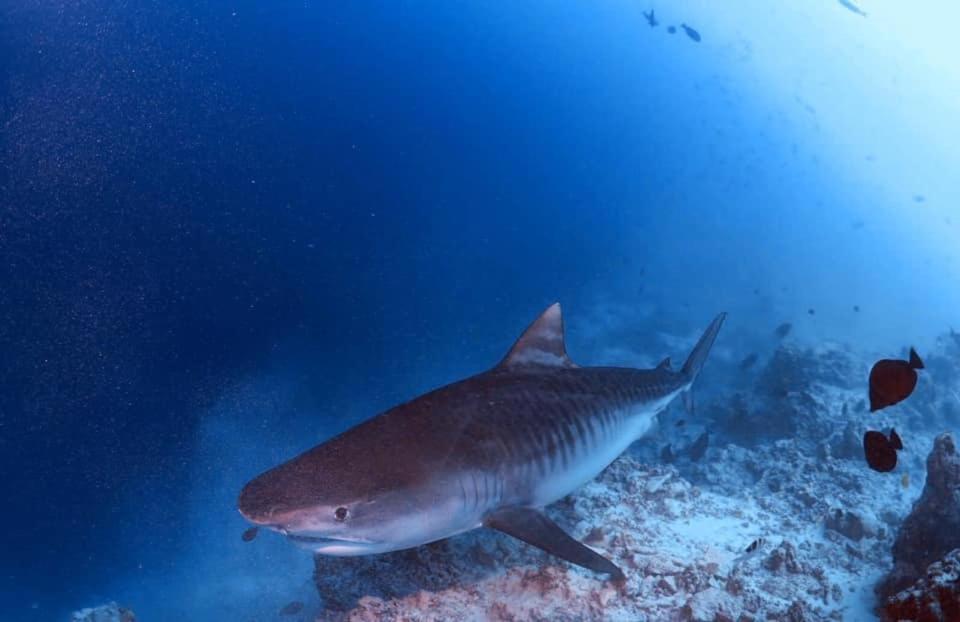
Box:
483;506;625;581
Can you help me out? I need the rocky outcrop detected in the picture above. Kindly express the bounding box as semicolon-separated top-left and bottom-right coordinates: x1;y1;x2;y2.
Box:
713;344;866;448
883;549;960;622
70;603;136;622
878;433;960;600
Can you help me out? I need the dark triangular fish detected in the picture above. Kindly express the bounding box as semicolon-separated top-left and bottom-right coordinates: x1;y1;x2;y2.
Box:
774;322;792;339
863;430;897;472
643;10;658;27
681;24;701;42
661;443;675;462
868;348;924;411
688;431;709;461
279;600;304;615
241;526;258;542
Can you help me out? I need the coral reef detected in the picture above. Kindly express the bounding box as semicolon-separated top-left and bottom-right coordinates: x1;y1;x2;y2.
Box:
70;602;136;622
882;549;960;622
877;433;960;601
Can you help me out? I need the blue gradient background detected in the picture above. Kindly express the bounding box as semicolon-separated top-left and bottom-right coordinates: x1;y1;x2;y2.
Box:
1;1;957;619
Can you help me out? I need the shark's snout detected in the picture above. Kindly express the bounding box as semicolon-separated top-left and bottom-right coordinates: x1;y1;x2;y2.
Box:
237;474;287;525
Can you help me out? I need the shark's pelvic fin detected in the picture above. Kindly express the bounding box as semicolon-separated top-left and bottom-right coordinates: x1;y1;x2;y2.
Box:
679;312;727;414
499;303;577;369
484;506;624;581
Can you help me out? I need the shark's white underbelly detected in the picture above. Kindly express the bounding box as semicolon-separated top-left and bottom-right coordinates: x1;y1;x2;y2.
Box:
529;391;682;507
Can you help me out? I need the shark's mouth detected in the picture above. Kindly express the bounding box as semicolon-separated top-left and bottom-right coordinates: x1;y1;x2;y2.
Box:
285;532;378;546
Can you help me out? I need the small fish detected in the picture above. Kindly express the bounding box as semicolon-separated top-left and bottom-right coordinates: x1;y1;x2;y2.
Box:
732;537;766;565
675;419;686;428
853;305;860;312
280;601;304;616
642;10;658;27
913;195;925;203
241;526;259;542
774;322;793;339
807;308;816;316
901;473;910;489
660;443;675;462
745;537;765;554
688;432;709;461
667;25;677;34
680;24;701;42
869;348;924;411
837;0;867;17
739;353;759;371
863;430;899;472
584;527;605;545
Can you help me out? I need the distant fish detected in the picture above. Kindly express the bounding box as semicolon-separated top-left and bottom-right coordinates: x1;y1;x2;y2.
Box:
643;10;658;27
584;527;605;545
739;353;759;371
853;305;860;312
913;195;926;203
688;431;709;461
863;430;900;472
675;419;686;428
732;537;766;565
681;24;701;42
869;348;924;411
661;443;675;462
667;25;677;34
837;0;867;17
280;601;304;616
774;322;793;339
745;537;765;554
807;308;816;316
241;526;259;542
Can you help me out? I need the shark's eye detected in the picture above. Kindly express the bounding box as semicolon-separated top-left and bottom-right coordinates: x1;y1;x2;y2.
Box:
334;507;349;522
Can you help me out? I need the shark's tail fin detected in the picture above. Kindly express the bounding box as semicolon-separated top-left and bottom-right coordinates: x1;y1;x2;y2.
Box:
679;312;726;414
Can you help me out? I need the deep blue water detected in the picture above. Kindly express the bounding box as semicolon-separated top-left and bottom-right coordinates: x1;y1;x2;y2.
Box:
2;1;958;620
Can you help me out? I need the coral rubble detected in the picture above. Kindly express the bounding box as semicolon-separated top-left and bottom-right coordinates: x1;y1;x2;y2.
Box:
70;602;136;622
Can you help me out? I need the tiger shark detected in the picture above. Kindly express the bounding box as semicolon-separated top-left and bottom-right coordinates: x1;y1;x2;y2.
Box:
238;304;725;580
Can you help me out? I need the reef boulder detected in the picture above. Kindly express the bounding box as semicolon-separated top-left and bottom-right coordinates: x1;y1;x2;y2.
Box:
70;602;136;622
882;548;960;622
878;433;960;600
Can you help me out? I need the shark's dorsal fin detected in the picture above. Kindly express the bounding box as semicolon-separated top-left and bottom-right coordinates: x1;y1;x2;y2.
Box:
657;357;672;371
499;303;576;369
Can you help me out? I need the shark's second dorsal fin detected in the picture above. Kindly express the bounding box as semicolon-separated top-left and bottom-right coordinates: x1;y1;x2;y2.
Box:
499;303;576;369
657;357;672;371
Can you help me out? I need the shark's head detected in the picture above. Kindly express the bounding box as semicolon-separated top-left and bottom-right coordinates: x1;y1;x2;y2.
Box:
238;418;470;556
